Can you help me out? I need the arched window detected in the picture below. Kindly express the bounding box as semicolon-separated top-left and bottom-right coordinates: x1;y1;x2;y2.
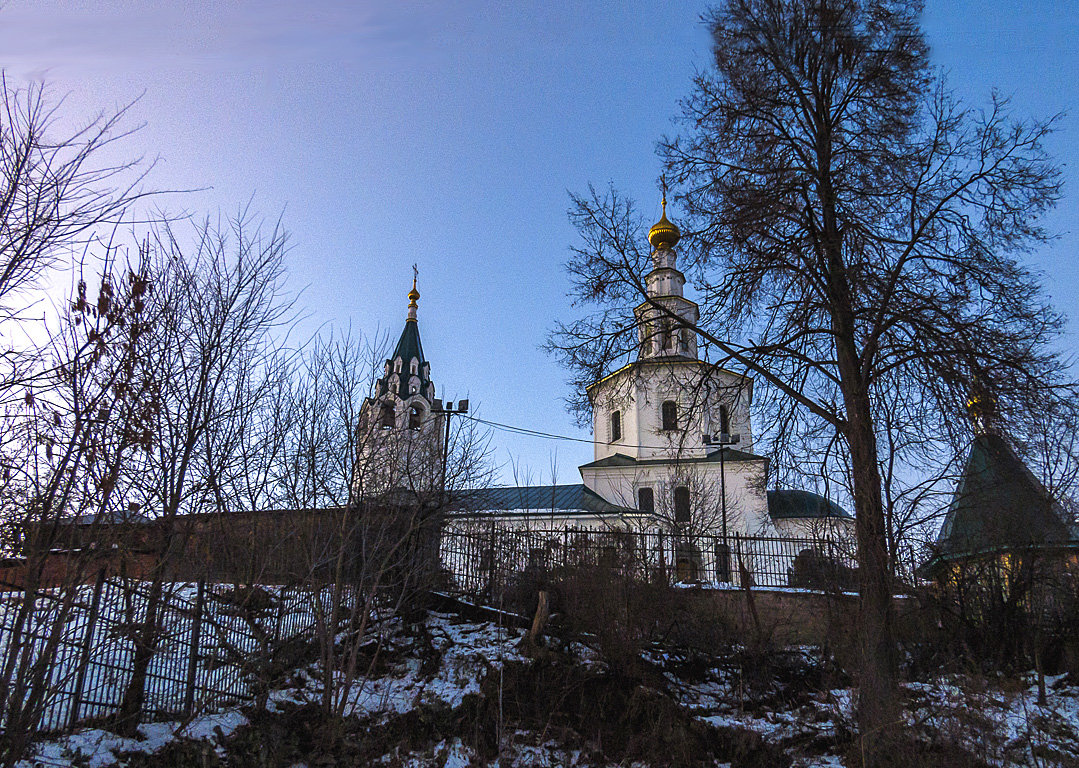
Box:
394;358;402;373
673;486;691;524
610;410;621;442
658;320;670;353
408;404;423;430
661;401;678;431
380;402;395;429
719;404;730;436
637;486;654;514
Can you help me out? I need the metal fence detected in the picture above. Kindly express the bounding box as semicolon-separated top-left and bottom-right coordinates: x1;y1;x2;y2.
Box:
440;524;861;599
0;574;320;734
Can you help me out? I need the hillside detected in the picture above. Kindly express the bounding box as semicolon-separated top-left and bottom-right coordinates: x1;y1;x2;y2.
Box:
18;601;1079;768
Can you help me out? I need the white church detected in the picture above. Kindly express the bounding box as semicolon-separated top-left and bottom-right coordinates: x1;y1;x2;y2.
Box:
362;197;854;585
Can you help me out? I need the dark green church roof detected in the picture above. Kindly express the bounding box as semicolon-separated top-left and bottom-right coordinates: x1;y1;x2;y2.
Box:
392;319;425;366
923;432;1079;576
767;489;852;520
579;448;765;470
450;484;636;517
377;319;432;401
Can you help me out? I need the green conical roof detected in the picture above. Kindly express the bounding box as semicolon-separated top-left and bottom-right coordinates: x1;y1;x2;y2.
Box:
392;318;425;366
377;319;432;401
924;432;1077;574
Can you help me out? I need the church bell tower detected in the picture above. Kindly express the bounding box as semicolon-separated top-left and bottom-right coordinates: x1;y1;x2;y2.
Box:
356;272;445;498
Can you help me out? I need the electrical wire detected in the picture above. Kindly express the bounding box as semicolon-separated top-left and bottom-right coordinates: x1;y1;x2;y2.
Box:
463;413;731;453
464;415;595;444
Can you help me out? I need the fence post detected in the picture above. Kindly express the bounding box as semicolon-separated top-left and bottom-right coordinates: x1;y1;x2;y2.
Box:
272;591;285;647
68;569;107;729
182;580;205;717
657;531;667;583
485;521;496;603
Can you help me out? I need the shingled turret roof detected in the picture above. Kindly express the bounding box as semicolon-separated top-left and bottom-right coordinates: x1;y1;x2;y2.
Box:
922;432;1079;576
375;276;434;402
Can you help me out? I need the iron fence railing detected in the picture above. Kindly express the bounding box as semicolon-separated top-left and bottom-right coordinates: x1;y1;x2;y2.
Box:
440;524;863;599
0;575;320;734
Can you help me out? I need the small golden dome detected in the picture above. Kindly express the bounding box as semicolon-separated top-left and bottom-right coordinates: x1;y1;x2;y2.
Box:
648;194;681;251
966;386;996;431
407;270;420;321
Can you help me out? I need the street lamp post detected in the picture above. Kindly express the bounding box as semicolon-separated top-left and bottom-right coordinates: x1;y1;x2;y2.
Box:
704;430;739;581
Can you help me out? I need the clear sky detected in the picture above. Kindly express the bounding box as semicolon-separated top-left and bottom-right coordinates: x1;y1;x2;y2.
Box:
1;0;1076;486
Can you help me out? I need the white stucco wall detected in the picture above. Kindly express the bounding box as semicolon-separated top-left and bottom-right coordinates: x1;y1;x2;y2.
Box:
579;457;773;538
588;360;755;463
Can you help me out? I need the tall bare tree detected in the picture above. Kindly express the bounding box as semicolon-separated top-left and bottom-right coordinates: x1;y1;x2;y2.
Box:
0;74;152;400
550;1;1068;762
0;249;160;766
267;330;492;735
112;210;293;734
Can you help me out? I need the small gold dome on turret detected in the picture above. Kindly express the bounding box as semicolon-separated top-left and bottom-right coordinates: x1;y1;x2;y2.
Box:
648;190;681;251
966;385;997;434
407;268;420;321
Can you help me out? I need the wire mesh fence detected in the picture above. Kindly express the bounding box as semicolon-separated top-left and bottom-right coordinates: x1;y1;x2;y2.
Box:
0;575;321;734
440;523;863;600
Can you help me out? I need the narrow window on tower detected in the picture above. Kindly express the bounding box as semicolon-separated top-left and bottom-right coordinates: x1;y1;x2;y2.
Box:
409;404;423;430
610;410;621;443
380;402;395;429
661;400;678;431
637;486;655;514
674;486;691;524
719;404;730;436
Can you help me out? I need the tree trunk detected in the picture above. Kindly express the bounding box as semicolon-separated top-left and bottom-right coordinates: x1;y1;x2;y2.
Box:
115;576;164;736
846;388;899;764
834;330;899;765
817;117;899;761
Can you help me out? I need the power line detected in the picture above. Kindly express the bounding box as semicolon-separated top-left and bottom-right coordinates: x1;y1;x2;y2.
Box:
464;414;715;453
465;415;595;444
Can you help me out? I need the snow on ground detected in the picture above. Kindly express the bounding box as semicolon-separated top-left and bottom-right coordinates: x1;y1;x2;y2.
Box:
18;710;248;768
16;604;1079;767
268;611;527;718
902;673;1079;766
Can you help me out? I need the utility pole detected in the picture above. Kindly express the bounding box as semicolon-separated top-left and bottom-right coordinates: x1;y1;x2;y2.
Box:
704;430;739;582
415;398;467;592
432;398;469;510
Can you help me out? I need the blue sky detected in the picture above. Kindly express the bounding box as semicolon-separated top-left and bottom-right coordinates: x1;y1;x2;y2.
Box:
2;0;1076;485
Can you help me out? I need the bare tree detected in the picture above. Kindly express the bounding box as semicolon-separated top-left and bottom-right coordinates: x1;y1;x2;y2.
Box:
0;75;154;401
549;1;1068;761
0;245;159;766
110;209;293;735
268;330;492;737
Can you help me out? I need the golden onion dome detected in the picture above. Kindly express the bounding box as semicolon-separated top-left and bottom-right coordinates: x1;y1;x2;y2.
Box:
406;270;420;321
648;194;681;251
966;386;996;431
